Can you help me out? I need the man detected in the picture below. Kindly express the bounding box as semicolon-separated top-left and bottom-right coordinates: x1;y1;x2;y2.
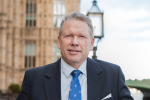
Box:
17;12;133;100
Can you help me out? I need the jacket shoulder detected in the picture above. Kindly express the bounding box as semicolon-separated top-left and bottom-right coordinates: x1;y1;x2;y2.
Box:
94;59;120;68
25;59;60;78
88;58;121;73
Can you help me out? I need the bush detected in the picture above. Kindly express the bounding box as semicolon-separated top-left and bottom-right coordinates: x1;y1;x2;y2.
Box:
8;84;21;94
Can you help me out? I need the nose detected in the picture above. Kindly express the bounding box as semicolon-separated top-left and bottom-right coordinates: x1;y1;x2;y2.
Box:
71;36;79;46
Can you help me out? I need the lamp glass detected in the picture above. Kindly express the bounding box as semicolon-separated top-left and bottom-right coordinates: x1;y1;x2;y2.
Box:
88;13;103;38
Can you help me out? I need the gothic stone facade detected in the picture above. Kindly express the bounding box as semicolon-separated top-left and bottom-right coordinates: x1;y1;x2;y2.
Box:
0;0;80;93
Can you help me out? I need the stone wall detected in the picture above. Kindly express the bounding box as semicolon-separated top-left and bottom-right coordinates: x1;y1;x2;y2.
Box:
0;0;80;92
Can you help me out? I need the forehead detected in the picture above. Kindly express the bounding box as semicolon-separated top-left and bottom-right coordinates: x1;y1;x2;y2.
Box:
63;19;88;27
62;19;90;34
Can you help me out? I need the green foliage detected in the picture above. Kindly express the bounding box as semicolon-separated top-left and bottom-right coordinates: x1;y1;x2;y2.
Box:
126;79;150;83
125;79;150;89
8;84;21;94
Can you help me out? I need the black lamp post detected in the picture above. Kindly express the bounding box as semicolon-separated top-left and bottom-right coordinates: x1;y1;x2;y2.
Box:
87;0;104;59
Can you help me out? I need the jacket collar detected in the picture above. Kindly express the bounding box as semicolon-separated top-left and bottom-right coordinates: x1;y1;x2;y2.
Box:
44;59;61;78
44;59;61;100
87;57;103;75
87;58;104;100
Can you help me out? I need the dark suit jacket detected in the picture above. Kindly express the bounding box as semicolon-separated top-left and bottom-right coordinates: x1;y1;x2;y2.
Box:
16;58;133;100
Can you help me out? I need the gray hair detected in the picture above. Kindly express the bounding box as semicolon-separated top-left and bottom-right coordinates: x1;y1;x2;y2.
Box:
59;12;93;39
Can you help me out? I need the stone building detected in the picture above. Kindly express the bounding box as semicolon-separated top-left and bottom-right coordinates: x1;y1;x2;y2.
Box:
0;0;80;93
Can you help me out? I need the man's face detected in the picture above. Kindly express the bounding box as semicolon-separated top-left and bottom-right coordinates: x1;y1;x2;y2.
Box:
57;19;94;67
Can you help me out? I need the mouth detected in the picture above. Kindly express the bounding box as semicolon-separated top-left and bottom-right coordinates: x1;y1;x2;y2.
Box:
68;49;80;52
68;49;81;54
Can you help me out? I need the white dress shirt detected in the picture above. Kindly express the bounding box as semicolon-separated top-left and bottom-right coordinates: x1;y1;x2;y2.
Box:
61;58;87;100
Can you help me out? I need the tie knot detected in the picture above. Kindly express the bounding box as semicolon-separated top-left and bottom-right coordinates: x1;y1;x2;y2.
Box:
71;70;81;78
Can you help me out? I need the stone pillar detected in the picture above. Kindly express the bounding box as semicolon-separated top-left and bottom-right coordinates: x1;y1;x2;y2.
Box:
0;70;6;92
14;0;20;27
6;31;13;67
13;28;21;69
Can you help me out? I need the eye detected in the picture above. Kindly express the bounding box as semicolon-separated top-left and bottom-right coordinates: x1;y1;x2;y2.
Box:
66;35;71;37
80;36;86;38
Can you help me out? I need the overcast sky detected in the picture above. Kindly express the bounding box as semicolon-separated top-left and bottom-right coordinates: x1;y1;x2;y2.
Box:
80;0;150;80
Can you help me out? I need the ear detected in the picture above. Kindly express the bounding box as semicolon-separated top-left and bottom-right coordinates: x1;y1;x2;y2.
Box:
57;36;61;49
90;38;95;51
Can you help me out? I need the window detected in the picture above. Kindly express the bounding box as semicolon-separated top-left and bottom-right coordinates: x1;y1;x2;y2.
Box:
25;41;36;68
26;0;36;27
53;43;60;62
53;0;65;27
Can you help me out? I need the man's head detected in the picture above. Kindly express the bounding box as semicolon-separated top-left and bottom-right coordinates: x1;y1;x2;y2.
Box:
59;12;94;39
57;12;95;69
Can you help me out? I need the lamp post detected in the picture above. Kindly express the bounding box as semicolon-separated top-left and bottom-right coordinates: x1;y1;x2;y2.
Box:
87;0;104;59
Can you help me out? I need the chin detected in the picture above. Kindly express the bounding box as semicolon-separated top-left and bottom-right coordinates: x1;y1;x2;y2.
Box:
67;57;80;62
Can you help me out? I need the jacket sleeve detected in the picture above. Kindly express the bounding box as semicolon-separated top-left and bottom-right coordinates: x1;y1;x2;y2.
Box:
117;67;134;100
16;71;30;100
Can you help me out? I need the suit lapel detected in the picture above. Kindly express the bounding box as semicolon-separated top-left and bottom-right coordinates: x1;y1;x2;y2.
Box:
87;58;104;100
44;59;61;100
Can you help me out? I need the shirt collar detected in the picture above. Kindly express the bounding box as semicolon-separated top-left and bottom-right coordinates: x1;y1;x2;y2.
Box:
61;58;87;78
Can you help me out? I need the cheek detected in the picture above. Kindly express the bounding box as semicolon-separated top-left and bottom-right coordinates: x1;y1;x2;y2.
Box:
61;40;70;48
83;41;91;49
